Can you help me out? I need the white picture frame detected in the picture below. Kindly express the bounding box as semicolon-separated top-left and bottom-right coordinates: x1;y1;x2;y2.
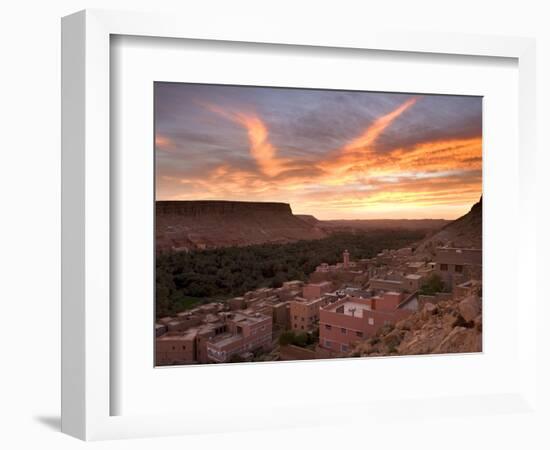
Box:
61;9;538;441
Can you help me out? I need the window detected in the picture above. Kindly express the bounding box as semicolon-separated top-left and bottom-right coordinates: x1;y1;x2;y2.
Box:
294;315;298;320
301;326;304;330
341;344;348;352
356;331;363;338
368;318;374;326
301;317;305;322
325;324;332;330
340;328;347;334
325;340;332;348
182;345;186;350
455;264;463;273
440;263;448;271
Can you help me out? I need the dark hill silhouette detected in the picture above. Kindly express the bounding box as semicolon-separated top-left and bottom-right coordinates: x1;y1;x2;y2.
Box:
156;201;327;253
415;197;482;255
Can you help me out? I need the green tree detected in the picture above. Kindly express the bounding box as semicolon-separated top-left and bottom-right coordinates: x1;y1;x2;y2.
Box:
419;273;445;295
278;331;296;346
293;332;309;347
155;229;426;318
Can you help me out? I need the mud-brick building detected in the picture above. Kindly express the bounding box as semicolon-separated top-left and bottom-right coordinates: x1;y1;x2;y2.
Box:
435;247;482;289
155;329;198;365
319;291;414;353
206;311;272;363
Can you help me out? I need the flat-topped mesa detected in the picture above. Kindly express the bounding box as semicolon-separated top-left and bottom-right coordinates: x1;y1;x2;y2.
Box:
155;200;327;253
156;200;293;217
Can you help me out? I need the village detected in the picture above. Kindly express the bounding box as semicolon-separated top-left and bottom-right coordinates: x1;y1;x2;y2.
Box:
155;244;482;365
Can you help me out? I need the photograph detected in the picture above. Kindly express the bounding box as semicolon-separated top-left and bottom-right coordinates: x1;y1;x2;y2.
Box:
1;1;544;446
154;83;483;366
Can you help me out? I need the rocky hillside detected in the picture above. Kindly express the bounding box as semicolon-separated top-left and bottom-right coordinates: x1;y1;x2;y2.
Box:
350;289;482;357
156;201;327;253
415;197;482;255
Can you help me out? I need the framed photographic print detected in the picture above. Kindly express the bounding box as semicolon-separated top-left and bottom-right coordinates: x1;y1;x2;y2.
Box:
153;82;483;366
62;9;538;441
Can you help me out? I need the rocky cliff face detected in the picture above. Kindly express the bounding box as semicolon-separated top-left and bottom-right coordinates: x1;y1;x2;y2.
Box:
156;200;327;253
415;197;482;255
350;288;482;358
157;200;294;217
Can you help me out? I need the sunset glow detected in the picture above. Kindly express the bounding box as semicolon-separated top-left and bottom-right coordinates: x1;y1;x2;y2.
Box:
155;84;482;220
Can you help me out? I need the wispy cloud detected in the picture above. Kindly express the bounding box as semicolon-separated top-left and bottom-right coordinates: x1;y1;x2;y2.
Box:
155;85;482;219
201;102;290;177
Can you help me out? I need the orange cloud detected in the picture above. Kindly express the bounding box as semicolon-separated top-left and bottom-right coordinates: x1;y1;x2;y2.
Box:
231;113;289;177
343;97;418;154
319;97;418;177
171;98;482;219
201;103;289;177
343;136;483;185
155;134;175;151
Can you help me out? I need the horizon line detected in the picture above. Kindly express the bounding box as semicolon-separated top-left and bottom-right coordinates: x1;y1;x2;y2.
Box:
154;198;476;221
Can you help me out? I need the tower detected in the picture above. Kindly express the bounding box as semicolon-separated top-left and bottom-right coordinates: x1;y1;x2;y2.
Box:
343;249;350;270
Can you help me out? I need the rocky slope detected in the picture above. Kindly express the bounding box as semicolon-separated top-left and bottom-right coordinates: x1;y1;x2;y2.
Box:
350;288;482;357
156;201;327;253
415;197;482;255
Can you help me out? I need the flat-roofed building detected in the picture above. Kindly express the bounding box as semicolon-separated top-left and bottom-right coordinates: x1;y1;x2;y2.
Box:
173;312;203;330
302;281;332;300
282;280;304;290
166;319;186;332
404;273;424;292
272;301;290;328
196;322;227;363
206;311;272;363
369;278;405;292
435;247;482;289
289;296;329;332
405;261;426;274
228;296;246;310
319;291;413;353
315;262;331;273
155;330;198;365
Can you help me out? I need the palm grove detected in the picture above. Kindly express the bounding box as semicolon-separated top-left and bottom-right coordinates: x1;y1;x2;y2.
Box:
156;230;426;318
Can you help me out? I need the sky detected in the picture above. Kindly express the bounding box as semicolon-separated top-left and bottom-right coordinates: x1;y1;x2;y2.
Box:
155;83;482;220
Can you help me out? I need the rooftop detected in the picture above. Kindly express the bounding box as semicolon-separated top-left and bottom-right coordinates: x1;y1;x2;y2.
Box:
292;296;326;306
407;262;425;268
338;287;371;298
208;332;243;348
157;329;198;341
370;278;402;284
307;281;332;287
230;311;270;325
325;298;372;318
405;274;423;280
